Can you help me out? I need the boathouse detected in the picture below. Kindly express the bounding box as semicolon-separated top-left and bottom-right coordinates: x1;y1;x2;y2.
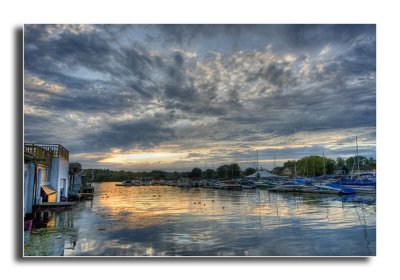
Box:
43;144;70;202
24;144;53;216
24;143;70;207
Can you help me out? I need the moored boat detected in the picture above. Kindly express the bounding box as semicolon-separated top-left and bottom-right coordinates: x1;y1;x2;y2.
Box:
269;179;355;195
334;178;376;194
216;180;242;189
240;180;256;189
269;180;304;192
299;182;356;195
115;180;140;186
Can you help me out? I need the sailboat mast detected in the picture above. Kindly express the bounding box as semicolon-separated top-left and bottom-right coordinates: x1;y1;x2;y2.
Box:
323;150;326;176
356;136;360;174
256;150;259;170
313;158;315;177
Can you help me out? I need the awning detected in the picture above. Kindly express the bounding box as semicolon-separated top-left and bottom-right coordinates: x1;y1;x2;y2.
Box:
42;185;57;195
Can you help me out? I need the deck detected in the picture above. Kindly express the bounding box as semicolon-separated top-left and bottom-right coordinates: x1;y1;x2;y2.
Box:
34;202;75;210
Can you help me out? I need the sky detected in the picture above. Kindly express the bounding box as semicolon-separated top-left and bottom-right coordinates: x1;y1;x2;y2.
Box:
24;24;376;171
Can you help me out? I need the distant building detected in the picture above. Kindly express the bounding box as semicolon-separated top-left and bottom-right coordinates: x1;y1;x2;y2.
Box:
334;169;346;176
282;167;293;176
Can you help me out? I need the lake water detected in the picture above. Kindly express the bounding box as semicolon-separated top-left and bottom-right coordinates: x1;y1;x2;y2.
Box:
24;182;376;256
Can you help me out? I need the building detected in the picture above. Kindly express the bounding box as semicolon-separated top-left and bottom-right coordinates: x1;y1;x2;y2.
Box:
24;144;53;216
334;169;346;176
40;144;70;202
282;167;293;176
24;143;70;217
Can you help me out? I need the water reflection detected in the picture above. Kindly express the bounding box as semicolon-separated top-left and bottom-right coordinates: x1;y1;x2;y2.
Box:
24;182;376;256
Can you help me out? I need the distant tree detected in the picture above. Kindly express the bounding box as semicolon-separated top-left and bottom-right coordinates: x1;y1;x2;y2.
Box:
150;170;167;179
325;158;336;175
170;171;180;179
282;156;337;177
216;165;229;179
204;169;216;179
216;164;241;178
229;163;241;178
346;156;376;172
336;157;346;168
336;157;349;175
283;160;296;169
368;157;376;170
244;167;256;176
272;166;284;176
190;167;202;178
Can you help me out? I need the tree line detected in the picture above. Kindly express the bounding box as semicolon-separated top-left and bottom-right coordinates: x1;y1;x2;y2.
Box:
277;155;376;176
84;155;375;182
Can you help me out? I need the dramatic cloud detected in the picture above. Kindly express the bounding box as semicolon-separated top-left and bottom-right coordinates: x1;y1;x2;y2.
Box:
24;24;376;171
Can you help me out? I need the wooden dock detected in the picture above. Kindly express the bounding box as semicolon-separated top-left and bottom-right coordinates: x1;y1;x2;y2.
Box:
78;192;94;199
34;202;75;210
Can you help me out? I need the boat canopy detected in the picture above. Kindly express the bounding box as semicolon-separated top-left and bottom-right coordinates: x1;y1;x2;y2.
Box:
246;170;277;178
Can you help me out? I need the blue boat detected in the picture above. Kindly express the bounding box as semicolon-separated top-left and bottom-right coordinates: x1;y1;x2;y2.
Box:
334;178;376;194
300;182;356;195
269;179;356;195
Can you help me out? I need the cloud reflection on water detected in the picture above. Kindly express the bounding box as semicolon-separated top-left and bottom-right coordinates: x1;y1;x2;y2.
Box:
24;182;375;256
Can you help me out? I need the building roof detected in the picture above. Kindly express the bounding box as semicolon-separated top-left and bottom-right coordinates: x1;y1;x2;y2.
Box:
246;170;277;178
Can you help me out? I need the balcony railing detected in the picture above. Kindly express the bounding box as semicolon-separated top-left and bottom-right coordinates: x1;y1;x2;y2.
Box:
24;144;53;166
24;143;70;161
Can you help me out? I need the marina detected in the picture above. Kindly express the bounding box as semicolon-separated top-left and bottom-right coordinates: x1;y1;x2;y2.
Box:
23;24;377;258
23;141;376;257
23;182;376;256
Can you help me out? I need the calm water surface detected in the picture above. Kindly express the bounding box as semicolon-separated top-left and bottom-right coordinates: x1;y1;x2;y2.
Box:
24;182;376;256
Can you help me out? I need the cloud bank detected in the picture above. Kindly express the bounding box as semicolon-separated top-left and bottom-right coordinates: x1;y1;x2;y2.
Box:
24;24;376;171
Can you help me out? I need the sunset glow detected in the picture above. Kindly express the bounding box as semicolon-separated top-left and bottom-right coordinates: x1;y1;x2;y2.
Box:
99;152;188;164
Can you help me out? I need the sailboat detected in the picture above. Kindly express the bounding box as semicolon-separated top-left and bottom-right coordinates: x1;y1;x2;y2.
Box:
334;137;376;194
215;164;242;189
